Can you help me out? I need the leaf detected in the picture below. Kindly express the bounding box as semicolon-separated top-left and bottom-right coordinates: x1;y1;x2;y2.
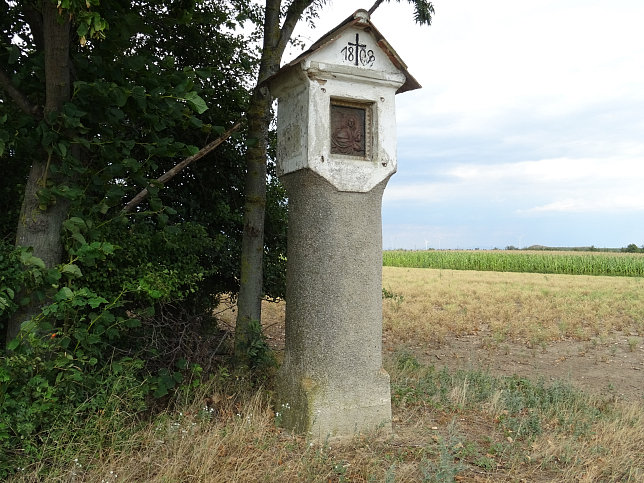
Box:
55;287;74;300
63;217;87;234
77;22;89;38
7;339;19;350
111;86;129;107
101;242;115;255
154;385;169;398
20;251;45;269
88;296;107;308
125;318;141;328
72;232;87;245
131;86;147;110
184;91;208;114
62;264;83;278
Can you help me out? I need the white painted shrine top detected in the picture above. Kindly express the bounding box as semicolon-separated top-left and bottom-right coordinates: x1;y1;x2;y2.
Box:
268;9;421;192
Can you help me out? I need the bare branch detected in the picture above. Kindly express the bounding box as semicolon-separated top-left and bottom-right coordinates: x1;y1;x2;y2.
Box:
0;68;42;118
276;0;315;62
368;0;385;15
122;121;242;214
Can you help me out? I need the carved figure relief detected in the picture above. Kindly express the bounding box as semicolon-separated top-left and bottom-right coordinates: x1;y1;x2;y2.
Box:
331;105;366;156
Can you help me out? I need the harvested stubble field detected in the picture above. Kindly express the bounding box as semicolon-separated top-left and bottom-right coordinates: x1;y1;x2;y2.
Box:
42;266;644;482
379;266;644;400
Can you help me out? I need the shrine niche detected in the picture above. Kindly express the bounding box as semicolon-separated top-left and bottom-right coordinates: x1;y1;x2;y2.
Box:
330;100;371;158
267;7;420;193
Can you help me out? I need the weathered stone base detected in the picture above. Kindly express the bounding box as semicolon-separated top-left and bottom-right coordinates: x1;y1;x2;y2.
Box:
276;169;392;439
277;368;392;439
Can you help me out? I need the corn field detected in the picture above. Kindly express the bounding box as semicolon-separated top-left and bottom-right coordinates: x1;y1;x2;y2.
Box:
382;250;644;277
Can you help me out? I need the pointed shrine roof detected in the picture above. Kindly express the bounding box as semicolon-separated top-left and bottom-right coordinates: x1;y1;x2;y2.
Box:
266;9;421;94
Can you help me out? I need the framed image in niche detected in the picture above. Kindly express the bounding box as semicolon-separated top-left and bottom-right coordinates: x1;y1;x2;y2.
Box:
330;100;372;159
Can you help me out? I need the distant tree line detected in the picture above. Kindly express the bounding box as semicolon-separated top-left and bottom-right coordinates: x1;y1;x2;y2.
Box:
503;245;644;253
621;244;644;253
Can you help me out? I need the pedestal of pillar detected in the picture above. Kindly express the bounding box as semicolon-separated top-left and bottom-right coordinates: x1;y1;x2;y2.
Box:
276;169;392;439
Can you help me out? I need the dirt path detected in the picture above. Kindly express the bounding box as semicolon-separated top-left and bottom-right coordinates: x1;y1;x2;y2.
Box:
406;331;644;401
221;298;644;402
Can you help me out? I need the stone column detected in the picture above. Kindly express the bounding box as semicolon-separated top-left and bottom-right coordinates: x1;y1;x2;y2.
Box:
276;169;392;439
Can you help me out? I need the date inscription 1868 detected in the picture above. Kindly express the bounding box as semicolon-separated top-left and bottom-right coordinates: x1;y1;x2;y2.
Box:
340;33;375;67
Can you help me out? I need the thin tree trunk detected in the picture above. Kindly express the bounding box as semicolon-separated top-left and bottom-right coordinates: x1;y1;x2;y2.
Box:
234;88;271;363
233;0;314;365
8;2;71;344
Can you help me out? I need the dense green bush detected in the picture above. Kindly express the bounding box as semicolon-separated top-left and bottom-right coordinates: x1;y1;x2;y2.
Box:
0;226;228;477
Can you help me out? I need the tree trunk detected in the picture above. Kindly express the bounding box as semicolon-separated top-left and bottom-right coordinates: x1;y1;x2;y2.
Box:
7;2;71;344
233;87;272;363
233;0;314;365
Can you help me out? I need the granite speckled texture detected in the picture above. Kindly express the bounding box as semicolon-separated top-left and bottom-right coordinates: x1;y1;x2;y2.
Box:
276;170;392;439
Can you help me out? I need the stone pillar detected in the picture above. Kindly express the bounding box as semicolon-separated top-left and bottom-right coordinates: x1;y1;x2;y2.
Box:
276;170;392;439
267;8;421;439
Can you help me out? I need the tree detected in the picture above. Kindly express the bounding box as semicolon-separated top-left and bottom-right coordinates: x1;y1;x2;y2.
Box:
1;2;285;475
0;0;279;345
234;0;434;364
622;243;642;253
1;0;82;340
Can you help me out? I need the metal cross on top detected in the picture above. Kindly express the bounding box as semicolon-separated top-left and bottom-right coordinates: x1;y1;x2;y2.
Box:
340;33;376;67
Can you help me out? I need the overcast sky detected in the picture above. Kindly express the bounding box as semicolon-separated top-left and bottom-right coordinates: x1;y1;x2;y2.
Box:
289;0;644;249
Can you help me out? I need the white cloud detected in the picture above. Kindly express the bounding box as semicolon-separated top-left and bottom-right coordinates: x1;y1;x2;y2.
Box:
523;195;644;214
385;156;644;214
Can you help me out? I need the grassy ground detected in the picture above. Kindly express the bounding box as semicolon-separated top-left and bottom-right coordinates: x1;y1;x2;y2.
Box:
11;267;644;482
382;266;644;345
18;356;643;482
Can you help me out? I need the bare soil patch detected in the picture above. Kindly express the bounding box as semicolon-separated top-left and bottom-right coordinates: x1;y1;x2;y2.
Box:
402;331;644;402
218;294;644;402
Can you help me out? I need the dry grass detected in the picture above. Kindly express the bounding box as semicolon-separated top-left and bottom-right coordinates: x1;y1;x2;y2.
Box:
33;357;643;483
31;376;443;483
382;266;644;347
11;267;644;482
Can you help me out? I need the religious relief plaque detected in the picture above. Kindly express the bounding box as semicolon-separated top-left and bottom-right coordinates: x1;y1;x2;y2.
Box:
330;101;371;158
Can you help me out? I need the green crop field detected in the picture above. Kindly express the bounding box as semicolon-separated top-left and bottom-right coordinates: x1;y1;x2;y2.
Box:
383;250;644;277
